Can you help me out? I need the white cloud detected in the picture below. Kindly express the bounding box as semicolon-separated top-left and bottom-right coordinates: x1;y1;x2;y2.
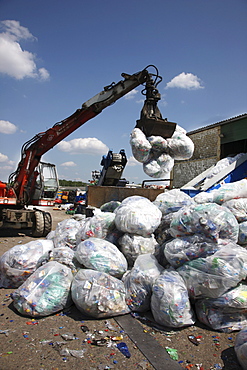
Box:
57;137;109;155
125;89;138;100
165;72;204;90
0;20;50;80
0;152;9;162
0;120;18;134
61;161;77;167
126;156;140;167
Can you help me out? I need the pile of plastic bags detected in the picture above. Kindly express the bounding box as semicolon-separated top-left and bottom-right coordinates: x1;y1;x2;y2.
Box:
1;178;247;360
130;125;194;178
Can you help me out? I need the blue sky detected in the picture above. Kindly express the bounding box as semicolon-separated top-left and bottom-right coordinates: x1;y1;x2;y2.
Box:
0;0;246;185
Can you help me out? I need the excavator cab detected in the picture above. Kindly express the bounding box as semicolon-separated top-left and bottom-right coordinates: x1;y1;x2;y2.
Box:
135;65;177;138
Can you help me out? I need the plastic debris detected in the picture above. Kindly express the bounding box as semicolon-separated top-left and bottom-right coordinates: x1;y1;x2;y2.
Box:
188;335;200;345
116;342;131;358
165;347;178;361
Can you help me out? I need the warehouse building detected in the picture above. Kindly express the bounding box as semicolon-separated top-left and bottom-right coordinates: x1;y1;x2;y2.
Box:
171;113;247;189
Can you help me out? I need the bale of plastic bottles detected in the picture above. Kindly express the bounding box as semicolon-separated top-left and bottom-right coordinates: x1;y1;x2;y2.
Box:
177;243;247;299
194;178;247;205
114;195;162;237
123;253;164;312
118;233;159;267
52;218;82;249
151;270;195;327
11;261;73;316
164;234;221;268
239;221;247;245
75;237;127;278
235;326;247;369
76;210;116;242
0;239;54;288
195;283;247;332
153;188;194;215
71;269;129;318
169;202;239;242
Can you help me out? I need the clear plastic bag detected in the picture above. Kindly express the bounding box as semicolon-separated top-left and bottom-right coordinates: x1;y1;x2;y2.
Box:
147;135;167;152
118;233;159;267
143;152;174;178
154;212;176;245
49;246;81;273
76;211;115;242
0;239;54;288
123;253;164;312
151;270;195;328
130;128;152;163
223;198;247;223
75;237;127;278
239;221;247;245
235;326;247;369
11;261;73;316
100;201;121;212
53;218;82;249
169;202;239;242
177;243;247;299
166;130;194;160
194;179;247;205
164;234;221;268
195;283;247;332
153;189;194;215
114;196;162;237
71;269;129;318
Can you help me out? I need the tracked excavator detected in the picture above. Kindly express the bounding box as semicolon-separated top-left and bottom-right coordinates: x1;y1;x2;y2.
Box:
0;65;177;236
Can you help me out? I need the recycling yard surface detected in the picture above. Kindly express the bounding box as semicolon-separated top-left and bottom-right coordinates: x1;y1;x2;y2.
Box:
0;206;244;370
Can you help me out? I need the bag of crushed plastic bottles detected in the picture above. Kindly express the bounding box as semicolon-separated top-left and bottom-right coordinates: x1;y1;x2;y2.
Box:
143;152;174;178
235;326;247;369
114;196;162;237
238;221;247;245
0;239;54;288
166;130;194;160
130;128;152;163
177;243;247;299
118;233;159;267
151;270;195;328
75;237;127;278
100;201;121;213
11;261;73;317
147;135;168;152
194;179;247;205
153;189;194;215
49;246;81;273
154;212;176;245
164;234;222;268
76;211;116;242
205;153;245;181
195;283;247;332
123;253;164;312
222;198;247;223
169;202;239;243
71;269;129;318
53;218;82;250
